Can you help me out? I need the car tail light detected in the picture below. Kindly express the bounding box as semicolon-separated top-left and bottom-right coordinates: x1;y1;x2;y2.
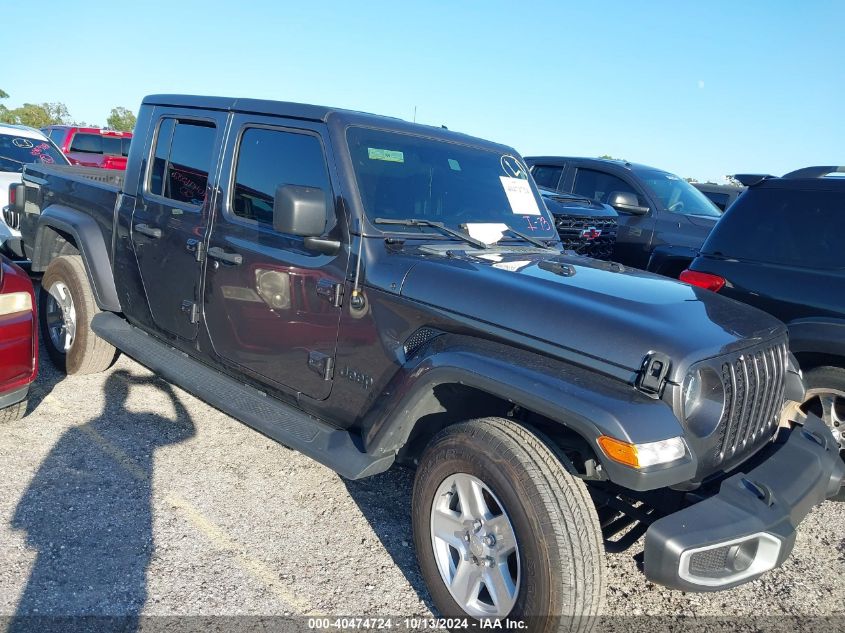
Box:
679;269;726;292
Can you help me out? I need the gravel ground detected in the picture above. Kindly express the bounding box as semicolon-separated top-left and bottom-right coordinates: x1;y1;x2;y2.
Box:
0;345;843;626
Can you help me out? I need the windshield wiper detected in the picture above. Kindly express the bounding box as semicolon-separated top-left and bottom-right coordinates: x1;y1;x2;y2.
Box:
373;218;487;250
505;226;558;250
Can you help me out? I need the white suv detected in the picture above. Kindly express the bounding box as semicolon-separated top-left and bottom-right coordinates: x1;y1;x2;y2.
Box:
0;124;69;257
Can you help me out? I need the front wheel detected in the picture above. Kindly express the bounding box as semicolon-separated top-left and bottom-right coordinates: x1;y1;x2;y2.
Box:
412;418;605;631
800;366;845;450
39;255;118;375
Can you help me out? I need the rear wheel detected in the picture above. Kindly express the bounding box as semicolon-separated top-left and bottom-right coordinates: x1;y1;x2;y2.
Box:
412;418;605;631
39;255;118;375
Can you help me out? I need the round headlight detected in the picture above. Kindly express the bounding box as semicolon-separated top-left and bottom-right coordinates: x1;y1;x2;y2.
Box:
682;367;726;438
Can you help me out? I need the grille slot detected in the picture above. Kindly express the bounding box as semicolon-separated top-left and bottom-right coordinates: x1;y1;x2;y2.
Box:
716;342;787;462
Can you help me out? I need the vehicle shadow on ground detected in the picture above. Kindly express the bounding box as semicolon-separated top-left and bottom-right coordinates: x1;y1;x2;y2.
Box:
8;369;195;633
343;468;437;614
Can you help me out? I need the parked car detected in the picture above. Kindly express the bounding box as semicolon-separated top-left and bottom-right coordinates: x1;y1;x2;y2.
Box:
692;182;746;211
681;166;845;450
42;125;132;170
11;95;843;628
0;254;37;422
538;188;618;259
0;124;70;258
526;156;723;276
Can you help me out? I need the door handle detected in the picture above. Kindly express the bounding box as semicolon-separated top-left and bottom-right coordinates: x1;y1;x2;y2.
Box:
207;246;243;266
134;223;162;239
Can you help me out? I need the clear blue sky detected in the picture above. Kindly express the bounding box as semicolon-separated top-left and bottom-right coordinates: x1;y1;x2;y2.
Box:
4;1;842;182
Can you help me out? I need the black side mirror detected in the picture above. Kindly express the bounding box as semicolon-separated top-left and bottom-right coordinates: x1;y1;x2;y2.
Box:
272;184;339;255
607;191;649;215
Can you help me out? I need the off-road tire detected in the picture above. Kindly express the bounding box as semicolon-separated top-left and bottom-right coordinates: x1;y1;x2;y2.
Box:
412;417;605;632
0;400;27;423
39;255;117;375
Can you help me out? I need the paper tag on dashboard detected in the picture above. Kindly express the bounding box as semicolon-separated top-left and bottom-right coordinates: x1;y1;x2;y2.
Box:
465;223;508;245
500;177;540;215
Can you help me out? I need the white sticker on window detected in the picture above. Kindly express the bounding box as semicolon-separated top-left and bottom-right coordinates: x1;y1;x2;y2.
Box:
500;176;540;215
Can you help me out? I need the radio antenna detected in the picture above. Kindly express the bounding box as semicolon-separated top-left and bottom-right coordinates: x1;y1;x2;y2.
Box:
350;219;366;309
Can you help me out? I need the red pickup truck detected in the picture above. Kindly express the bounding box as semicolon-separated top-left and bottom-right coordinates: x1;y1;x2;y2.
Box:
42;125;132;170
0;255;37;421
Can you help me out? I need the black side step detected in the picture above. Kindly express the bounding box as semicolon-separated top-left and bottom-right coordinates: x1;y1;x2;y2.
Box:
91;312;393;479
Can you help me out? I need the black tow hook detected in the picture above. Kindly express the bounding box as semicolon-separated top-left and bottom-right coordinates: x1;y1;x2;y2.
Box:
741;478;775;507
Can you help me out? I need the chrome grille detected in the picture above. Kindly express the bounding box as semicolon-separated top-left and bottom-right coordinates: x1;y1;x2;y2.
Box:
715;342;788;463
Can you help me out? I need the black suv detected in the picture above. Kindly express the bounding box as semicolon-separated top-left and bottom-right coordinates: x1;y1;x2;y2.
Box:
683;166;845;449
526;157;723;276
538;188;618;259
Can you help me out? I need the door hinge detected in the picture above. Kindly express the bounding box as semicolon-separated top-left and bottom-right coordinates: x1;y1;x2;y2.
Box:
181;300;200;324
307;350;334;381
186;238;206;262
316;279;344;308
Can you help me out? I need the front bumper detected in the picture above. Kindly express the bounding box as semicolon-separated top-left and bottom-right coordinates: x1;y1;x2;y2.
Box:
644;413;844;591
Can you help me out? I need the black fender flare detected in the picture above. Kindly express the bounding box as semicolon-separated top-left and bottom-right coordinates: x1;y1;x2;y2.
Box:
788;317;845;360
646;244;699;276
362;335;694;491
32;205;121;312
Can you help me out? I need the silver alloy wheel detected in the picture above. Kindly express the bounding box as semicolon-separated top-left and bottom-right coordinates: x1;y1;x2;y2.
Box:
802;387;845;448
430;473;520;618
45;281;77;353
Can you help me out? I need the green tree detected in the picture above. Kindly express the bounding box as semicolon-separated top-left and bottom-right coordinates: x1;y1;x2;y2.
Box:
0;102;70;127
107;107;136;132
0;89;9;99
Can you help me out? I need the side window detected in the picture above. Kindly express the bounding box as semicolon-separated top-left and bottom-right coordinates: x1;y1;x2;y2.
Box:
48;128;68;147
148;118;216;206
530;165;564;190
573;168;644;206
231;127;330;226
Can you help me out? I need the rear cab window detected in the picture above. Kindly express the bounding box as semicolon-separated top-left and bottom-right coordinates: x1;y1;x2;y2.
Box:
703;186;845;269
148;118;217;207
530;164;564;190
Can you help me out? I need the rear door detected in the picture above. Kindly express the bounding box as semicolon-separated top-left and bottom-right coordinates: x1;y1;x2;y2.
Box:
201;115;349;400
131;108;227;340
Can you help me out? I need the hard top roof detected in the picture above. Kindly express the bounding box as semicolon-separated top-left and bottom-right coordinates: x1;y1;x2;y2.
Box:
142;94;514;153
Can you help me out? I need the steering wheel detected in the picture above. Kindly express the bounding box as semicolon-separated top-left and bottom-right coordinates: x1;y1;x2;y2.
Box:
668;200;685;214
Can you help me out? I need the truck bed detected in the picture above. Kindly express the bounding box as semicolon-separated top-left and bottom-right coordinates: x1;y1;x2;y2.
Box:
18;164;124;263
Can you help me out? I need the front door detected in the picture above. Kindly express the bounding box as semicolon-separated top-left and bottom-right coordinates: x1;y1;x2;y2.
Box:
202;116;348;400
131;109;227;340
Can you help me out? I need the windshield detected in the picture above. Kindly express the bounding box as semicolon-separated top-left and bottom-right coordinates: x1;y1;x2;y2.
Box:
346;127;558;240
635;168;722;217
0;133;68;173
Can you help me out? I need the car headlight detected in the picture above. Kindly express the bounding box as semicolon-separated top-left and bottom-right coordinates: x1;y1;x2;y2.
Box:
682;367;726;437
0;291;32;316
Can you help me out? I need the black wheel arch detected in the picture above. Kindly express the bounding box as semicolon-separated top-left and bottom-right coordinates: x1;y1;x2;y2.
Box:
32;205;121;312
362;334;692;489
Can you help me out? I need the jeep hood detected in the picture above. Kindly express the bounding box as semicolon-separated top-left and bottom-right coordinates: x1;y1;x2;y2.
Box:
398;250;785;382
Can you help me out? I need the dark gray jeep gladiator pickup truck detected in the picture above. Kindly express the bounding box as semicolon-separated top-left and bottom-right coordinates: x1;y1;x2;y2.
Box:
10;94;843;629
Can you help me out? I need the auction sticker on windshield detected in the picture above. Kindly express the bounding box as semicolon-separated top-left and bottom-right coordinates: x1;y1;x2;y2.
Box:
367;148;404;162
500;176;540;215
